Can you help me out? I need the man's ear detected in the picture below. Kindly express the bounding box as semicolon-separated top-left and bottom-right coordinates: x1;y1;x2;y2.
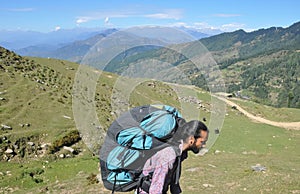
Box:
188;136;195;145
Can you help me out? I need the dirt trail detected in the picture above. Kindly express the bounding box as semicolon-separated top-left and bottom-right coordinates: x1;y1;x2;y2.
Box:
215;95;300;130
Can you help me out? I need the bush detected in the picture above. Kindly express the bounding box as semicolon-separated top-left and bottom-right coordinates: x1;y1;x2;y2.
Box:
87;173;99;185
22;167;44;178
49;130;81;154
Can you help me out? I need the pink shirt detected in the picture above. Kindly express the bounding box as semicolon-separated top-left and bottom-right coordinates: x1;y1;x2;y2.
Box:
138;143;183;194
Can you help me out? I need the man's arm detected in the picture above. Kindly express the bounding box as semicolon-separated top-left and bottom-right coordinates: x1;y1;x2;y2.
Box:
148;147;176;194
169;150;188;194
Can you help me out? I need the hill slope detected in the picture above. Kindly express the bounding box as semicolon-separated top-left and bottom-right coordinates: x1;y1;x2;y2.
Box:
0;46;182;160
0;47;299;193
103;22;300;108
14;22;300;108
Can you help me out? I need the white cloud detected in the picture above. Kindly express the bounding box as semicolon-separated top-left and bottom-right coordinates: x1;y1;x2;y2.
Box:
76;12;129;26
104;17;110;24
193;22;217;29
76;17;92;25
144;9;183;20
221;23;245;31
169;22;218;30
54;26;61;31
75;9;183;26
168;21;247;33
104;17;114;27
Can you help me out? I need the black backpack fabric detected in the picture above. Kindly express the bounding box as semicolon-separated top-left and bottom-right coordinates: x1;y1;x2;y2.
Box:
99;104;183;193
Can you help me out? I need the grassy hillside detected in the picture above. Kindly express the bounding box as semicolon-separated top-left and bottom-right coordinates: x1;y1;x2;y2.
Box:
229;98;300;122
0;47;299;193
14;22;300;108
194;22;300;108
101;22;300;108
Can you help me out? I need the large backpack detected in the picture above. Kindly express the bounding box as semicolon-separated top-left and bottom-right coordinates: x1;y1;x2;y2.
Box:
99;104;183;193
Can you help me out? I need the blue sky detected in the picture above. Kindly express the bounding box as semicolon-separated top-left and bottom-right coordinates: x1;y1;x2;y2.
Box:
0;0;299;32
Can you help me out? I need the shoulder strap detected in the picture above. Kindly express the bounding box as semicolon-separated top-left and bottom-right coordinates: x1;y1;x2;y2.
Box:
170;146;182;185
174;155;181;184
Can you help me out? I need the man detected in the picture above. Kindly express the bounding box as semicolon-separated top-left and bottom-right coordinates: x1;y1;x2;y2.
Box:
137;120;209;194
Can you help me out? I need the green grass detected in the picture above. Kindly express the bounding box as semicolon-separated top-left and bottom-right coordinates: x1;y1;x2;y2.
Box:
0;57;75;135
180;111;300;193
1;112;299;193
28;57;78;77
1;51;299;193
0;150;100;193
130;81;180;107
230;98;300;122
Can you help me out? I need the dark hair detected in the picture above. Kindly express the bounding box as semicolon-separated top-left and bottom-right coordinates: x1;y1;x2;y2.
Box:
193;120;208;139
173;119;208;143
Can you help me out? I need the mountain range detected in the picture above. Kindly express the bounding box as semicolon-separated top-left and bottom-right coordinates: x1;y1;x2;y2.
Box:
0;26;217;53
1;22;300;108
0;27;107;50
99;22;300;108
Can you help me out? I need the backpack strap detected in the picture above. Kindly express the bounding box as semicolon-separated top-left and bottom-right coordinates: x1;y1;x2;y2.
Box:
136;172;153;194
171;145;182;185
111;173;117;194
174;155;181;184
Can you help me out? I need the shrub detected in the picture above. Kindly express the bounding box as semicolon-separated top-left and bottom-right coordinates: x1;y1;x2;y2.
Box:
49;130;81;154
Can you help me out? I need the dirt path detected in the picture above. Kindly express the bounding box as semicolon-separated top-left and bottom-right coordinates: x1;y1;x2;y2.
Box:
215;95;300;130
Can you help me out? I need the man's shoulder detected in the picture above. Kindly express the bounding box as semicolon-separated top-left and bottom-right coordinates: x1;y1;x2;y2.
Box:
160;146;177;152
156;146;177;159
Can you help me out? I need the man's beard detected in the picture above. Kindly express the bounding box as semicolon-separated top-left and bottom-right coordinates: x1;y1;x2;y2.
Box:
190;144;201;154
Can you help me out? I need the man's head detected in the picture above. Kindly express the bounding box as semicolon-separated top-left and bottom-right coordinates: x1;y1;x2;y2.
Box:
182;120;209;154
190;123;208;154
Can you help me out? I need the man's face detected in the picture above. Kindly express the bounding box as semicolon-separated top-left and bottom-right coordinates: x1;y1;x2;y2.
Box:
191;130;208;154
